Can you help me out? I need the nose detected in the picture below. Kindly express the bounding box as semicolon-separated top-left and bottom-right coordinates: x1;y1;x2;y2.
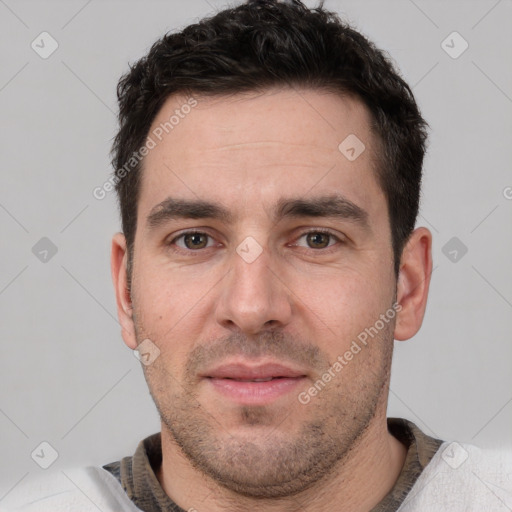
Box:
215;244;293;335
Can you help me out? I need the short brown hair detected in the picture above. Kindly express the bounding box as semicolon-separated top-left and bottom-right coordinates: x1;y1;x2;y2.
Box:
112;0;428;278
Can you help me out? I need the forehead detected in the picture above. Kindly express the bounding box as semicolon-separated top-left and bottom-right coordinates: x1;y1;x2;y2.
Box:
137;87;385;223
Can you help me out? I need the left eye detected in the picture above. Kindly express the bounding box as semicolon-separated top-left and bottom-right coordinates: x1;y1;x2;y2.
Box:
295;231;340;249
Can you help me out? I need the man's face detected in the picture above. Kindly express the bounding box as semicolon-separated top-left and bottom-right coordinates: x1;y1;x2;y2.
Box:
124;88;399;496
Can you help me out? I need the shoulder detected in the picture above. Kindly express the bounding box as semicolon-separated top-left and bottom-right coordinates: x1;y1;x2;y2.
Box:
0;466;142;512
399;441;512;512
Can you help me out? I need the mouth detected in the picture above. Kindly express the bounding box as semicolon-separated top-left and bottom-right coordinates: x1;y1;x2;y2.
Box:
222;377;283;382
202;362;308;405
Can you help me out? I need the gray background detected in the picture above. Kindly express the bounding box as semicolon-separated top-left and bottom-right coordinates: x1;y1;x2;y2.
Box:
1;0;511;499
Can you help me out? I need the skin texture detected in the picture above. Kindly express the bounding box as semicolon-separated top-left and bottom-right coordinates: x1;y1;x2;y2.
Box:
112;87;432;512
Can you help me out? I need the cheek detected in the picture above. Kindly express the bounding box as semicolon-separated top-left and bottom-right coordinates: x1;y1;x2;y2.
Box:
293;265;393;352
131;266;208;367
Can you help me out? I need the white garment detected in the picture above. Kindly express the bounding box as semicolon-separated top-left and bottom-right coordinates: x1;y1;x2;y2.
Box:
0;467;142;512
397;441;512;512
2;442;512;511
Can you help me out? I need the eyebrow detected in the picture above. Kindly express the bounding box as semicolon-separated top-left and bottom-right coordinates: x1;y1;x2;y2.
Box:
147;198;234;229
146;194;369;230
275;195;369;227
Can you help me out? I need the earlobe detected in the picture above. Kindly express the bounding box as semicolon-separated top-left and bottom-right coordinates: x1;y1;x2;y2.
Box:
394;227;433;341
111;233;138;349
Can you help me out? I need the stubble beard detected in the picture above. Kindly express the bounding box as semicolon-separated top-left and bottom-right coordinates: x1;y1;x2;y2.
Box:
138;323;394;499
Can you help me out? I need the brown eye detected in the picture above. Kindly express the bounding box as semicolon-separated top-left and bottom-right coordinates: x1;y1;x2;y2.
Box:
169;231;213;251
182;232;209;249
305;232;332;249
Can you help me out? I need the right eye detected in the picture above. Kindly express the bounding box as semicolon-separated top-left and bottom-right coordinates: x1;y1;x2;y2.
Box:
168;230;217;252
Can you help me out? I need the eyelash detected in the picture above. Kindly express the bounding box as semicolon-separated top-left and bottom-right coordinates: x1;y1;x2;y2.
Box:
167;228;344;254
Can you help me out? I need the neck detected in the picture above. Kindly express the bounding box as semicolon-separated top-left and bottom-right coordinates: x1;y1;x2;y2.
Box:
157;410;407;512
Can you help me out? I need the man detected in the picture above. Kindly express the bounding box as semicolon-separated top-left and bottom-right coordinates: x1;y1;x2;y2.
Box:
5;1;511;511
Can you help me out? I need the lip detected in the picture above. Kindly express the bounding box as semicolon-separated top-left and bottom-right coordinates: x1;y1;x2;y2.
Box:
202;362;308;405
205;362;306;380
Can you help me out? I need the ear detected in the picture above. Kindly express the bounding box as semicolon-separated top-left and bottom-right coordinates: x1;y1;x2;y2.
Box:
394;227;433;341
111;233;138;349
